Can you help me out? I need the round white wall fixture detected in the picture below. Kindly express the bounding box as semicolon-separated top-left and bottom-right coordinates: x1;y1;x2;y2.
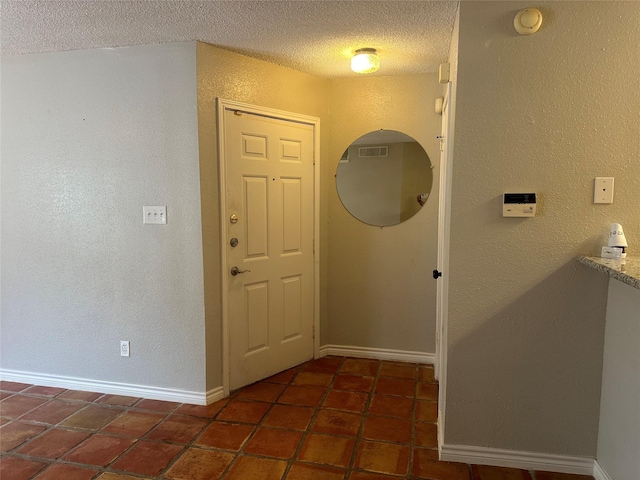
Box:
514;8;542;35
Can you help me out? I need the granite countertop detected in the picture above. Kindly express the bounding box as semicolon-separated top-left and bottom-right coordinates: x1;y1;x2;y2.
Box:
576;255;640;290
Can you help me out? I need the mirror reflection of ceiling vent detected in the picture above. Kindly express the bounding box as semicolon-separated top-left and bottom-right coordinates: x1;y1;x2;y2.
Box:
358;146;388;158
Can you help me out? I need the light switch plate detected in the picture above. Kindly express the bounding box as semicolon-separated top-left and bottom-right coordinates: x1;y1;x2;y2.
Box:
143;206;167;224
594;177;614;204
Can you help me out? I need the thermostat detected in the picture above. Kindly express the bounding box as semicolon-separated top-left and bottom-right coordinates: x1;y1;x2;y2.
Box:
503;193;536;217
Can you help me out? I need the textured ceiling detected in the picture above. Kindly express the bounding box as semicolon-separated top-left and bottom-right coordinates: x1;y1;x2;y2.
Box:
0;0;459;77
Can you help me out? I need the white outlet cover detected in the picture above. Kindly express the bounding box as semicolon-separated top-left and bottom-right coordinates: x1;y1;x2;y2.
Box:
594;177;614;204
143;205;167;224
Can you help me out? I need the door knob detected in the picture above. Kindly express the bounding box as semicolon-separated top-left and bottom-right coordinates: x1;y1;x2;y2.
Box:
231;266;251;276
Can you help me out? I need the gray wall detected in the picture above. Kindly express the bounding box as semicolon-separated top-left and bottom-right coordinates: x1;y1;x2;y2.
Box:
445;1;640;456
327;75;441;354
597;280;640;478
1;43;207;392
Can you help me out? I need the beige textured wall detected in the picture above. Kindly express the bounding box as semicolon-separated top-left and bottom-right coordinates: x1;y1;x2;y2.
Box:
327;74;442;353
446;1;640;455
195;43;329;389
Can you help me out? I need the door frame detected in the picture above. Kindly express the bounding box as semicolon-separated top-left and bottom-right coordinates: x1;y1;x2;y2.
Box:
435;83;453;451
217;98;321;396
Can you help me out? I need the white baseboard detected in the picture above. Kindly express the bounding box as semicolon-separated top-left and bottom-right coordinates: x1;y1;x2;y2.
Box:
0;369;212;406
593;460;612;480
440;444;595;476
319;344;434;364
206;386;225;405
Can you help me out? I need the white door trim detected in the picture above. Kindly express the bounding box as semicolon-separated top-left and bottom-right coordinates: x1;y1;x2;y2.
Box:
217;98;320;396
435;82;453;450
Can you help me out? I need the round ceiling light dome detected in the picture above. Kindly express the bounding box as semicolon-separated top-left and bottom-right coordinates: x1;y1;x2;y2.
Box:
351;48;380;74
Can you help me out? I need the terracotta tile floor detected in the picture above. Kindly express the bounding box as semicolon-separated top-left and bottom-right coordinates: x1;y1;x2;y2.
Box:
0;357;595;480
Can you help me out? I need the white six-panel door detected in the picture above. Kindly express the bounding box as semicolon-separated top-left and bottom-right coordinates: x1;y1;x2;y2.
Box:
222;106;315;390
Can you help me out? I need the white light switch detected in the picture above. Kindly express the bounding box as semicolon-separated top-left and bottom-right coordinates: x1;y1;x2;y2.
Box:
594;177;614;204
143;206;167;224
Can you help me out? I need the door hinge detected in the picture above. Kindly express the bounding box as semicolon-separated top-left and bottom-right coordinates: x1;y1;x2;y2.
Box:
312;325;316;339
313;239;315;254
436;329;440;345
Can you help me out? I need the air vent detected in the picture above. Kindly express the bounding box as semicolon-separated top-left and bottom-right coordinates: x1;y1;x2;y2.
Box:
358;146;388;158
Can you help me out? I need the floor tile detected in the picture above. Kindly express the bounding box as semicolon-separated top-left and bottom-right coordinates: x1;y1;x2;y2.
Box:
243;426;303;458
286;462;345;480
379;363;416;380
355;440;410;476
0;421;47;451
312;409;362;436
145;414;208;444
34;463;98;480
416;382;439;401
16;427;89;458
22;386;67;397
110;439;183;476
101;410;165;437
414;422;438;448
0;394;48;418
323;390;368;413
20;399;84;424
340;358;379;377
534;472;595;480
418;365;436;383
164;448;234;480
472;464;533;480
349;472;402;479
224;456;286;480
95;394;140;407
297;433;355;467
174;399;227;418
96;473;145;480
374;378;415;397
195;421;255;451
413;448;470;480
0;381;32;392
263;368;298;384
0;359;598;480
368;394;413;418
217;399;270;424
293;371;334;387
60;404;123;430
133;398;180;413
302;356;344;374
235;382;285;402
262;404;315;430
63;434;135;466
278;385;326;407
415;399;438;422
0;456;49;480
362;415;411;444
333;374;374;393
57;390;103;402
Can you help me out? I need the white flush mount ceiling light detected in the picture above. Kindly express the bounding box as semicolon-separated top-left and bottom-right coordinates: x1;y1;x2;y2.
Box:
351;48;380;74
514;8;543;35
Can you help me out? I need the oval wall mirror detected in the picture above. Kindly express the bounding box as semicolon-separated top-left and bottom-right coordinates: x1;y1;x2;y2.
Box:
336;130;433;227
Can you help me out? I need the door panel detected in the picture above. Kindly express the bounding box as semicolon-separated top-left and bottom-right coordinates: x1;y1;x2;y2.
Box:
224;108;314;390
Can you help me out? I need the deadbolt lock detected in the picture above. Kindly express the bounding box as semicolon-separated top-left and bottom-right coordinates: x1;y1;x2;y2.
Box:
230;214;238;224
230;237;238;248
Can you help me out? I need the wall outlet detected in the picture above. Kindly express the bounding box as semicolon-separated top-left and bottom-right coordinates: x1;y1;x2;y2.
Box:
120;340;130;357
143;205;167;224
594;177;614;204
